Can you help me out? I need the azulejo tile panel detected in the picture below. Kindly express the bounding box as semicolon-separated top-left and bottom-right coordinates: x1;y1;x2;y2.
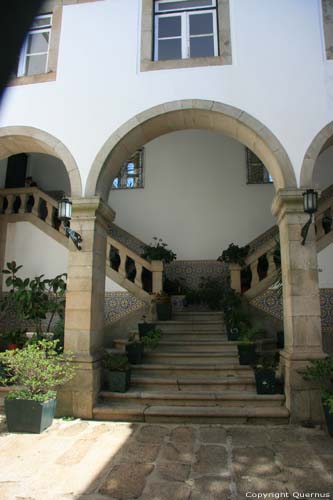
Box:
165;260;228;289
250;288;333;333
104;292;144;324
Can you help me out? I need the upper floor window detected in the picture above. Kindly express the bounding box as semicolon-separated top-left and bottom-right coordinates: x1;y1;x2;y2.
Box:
154;0;218;61
112;149;144;190
17;15;52;77
246;149;273;184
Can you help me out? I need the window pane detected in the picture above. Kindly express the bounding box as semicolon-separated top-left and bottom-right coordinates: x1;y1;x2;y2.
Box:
158;16;182;38
31;16;52;29
25;54;48;75
157;0;213;12
27;32;49;54
158;38;182;60
190;35;214;57
189;13;213;35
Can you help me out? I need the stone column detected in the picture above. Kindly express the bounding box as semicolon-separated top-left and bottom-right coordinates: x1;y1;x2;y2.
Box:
229;263;241;293
271;189;325;424
58;197;115;419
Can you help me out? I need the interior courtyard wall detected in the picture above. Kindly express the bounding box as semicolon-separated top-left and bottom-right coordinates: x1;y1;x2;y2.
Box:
110;129;276;259
0;0;331;191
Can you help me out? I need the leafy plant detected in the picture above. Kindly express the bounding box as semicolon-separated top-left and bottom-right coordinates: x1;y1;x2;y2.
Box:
185;277;227;311
154;291;171;304
141;328;162;350
128;331;141;344
102;353;130;372
1;261;67;336
0;340;75;402
52;319;65;352
141;237;176;263
238;327;264;345
301;357;333;404
218;243;250;267
255;354;277;371
163;278;187;295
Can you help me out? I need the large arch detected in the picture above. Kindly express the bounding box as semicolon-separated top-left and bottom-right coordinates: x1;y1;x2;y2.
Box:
86;100;296;200
300;122;333;187
0;126;82;197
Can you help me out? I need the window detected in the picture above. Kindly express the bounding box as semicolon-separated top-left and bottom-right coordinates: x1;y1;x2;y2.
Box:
154;0;218;61
17;15;52;77
112;149;144;190
246;149;273;184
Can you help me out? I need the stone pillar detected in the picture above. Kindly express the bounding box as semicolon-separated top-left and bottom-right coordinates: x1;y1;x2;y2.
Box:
58;197;115;419
229;263;241;293
271;189;325;424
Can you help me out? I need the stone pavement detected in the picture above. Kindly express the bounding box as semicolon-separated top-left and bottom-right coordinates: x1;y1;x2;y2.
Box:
0;418;332;500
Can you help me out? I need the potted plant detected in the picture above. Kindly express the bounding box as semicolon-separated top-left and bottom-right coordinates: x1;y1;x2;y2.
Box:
237;328;261;365
154;291;172;320
102;352;131;392
254;354;277;394
2;330;25;350
218;243;250;267
301;357;333;436
141;327;162;351
164;278;187;311
138;315;155;338
126;332;144;364
0;339;75;433
141;237;177;263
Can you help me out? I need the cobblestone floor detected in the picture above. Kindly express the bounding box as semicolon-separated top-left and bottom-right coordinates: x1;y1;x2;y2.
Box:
0;418;332;500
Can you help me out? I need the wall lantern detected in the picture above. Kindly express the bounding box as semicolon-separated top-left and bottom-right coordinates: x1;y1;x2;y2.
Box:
301;189;318;245
58;197;82;250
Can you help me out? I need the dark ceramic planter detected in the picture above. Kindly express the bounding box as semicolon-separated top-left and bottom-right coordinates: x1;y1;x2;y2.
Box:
104;369;131;392
156;303;172;321
138;323;155;337
323;401;333;437
5;398;56;433
255;369;276;394
126;342;144;364
238;343;256;365
277;330;284;349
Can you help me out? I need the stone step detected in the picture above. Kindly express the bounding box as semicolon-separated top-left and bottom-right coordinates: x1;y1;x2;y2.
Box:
153;321;224;333
130;330;228;341
93;403;290;424
100;390;285;408
172;311;224;321
114;339;238;353
131;363;253;377
131;375;256;392
143;351;240;364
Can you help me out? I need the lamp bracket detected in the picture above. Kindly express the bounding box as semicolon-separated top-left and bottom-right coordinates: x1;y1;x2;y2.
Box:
63;220;82;251
301;213;313;246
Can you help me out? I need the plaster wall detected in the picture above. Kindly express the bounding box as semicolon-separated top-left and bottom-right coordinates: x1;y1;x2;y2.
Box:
313;146;333;188
110;129;276;259
2;221;123;292
318;244;333;287
0;0;332;192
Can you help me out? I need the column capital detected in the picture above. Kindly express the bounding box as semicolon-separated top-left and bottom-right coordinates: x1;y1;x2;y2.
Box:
271;188;321;222
71;196;115;230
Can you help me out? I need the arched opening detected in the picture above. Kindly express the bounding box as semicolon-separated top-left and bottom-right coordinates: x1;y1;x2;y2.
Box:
86;100;296;200
0;126;82;197
301;122;333;356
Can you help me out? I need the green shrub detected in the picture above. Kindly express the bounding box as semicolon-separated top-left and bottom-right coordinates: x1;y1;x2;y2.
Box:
141;237;176;263
0;340;75;402
301;357;333;404
102;353;130;371
142;328;162;350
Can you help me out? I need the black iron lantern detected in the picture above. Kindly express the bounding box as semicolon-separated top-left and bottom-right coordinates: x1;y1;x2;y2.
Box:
301;189;318;245
57;197;82;250
58;197;72;221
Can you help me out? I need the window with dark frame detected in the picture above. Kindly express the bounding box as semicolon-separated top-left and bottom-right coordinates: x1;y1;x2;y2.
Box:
17;14;52;77
154;0;218;61
246;148;273;184
112;149;144;190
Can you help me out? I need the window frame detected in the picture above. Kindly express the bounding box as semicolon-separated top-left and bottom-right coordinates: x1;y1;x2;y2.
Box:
17;14;53;78
154;7;218;61
141;0;232;72
112;149;145;191
246;148;273;185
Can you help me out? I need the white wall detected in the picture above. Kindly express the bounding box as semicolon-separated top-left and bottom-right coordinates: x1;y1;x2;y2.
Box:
318;244;333;288
313;146;333;189
3;221;125;292
110;130;276;259
0;0;332;192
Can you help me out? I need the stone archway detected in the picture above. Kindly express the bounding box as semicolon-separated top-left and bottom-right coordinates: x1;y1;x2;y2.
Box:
0;126;82;196
300;122;333;187
86;100;296;200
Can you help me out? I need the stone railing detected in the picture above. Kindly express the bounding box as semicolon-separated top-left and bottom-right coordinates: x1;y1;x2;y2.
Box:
0;187;66;236
230;185;333;299
107;234;163;295
0;187;163;300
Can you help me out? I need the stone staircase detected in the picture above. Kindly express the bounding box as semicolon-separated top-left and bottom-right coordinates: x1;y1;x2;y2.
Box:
94;311;289;424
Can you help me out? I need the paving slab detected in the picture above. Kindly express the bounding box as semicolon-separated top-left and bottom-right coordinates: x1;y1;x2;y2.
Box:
0;420;332;500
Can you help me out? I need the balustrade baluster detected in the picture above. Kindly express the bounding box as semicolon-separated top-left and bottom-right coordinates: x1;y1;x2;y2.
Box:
5;194;15;214
31;194;40;218
18;193;28;214
267;252;276;276
45;201;54;227
135;263;143;289
250;259;260;288
118;250;127;277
